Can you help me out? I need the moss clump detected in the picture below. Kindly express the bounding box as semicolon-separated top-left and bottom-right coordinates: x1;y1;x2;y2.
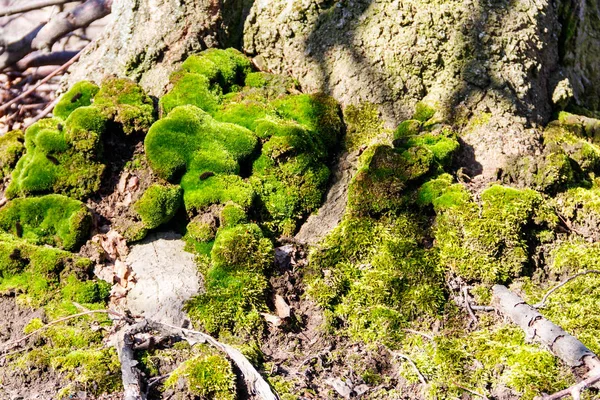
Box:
343;102;386;151
93;77;155;135
413;101;436;122
307;215;444;346
187;223;273;336
133;184;182;230
394;128;459;168
61;274;111;304
553;182;600;237
53;81;99;120
164;344;236;400
402;322;573;400
160;72;220;115
0;194;91;251
393;119;422;142
424;182;556;282
0;129;25;179
220;202;248;228
347;144;434;216
145;105;257;212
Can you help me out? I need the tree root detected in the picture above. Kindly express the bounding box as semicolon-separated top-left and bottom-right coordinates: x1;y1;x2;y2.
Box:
116;319;280;400
493;285;600;400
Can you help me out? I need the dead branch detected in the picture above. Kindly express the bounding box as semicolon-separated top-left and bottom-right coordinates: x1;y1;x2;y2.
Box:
542;372;600;400
0;25;43;71
493;285;599;369
16;50;80;70
463;286;478;327
117;319;280;400
534;270;600;309
392;352;427;385
452;382;489;400
0;0;80;17
24;97;58;128
0;48;84;113
31;0;113;52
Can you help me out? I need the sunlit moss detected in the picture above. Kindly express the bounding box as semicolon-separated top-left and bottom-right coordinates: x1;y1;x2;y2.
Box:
133;184;182;230
53;81;99;120
0;129;25;179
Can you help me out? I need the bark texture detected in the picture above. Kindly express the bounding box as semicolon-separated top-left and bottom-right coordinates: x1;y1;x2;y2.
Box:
66;0;252;96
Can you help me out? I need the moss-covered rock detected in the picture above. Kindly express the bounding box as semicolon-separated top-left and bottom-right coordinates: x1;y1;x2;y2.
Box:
53;81;99;120
211;224;273;272
0;129;25;179
134;184;182;230
343;102;387;152
0;194;91;251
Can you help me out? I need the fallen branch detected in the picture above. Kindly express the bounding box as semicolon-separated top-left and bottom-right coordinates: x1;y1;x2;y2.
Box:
542;372;600;400
463;286;478;327
452;382;489;400
15;50;80;70
24;97;59;128
493;285;600;369
0;25;43;71
534;270;600;309
0;0;80;17
117;319;280;400
32;0;113;51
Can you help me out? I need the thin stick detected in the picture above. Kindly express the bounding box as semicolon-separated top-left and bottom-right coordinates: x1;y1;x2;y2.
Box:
0;47;85;113
145;374;170;396
471;305;495;311
543;373;600;400
534;270;600;309
0;309;123;352
0;0;80;17
403;329;434;341
452;382;489;399
393;352;427;385
463;286;478;327
24;97;59;128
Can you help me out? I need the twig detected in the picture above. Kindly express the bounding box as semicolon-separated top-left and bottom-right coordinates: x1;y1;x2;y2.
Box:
145;374;170;396
403;329;434;341
393;352;427;385
0;0;80;17
471;305;496;311
463;286;478;327
0;309;123;353
24;98;59;128
555;208;587;237
452;382;489;399
0;48;84;113
543;373;600;400
534;270;600;309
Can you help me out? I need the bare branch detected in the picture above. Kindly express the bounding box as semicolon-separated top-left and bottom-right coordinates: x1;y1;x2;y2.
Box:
31;0;113;52
0;0;80;17
543;373;600;400
534;270;600;309
452;382;490;400
0;25;43;71
24;97;59;128
0;47;84;114
15;50;79;70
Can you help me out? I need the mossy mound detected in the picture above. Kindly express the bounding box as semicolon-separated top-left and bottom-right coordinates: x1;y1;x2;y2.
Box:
133;183;182;230
0;194;91;251
7;78;154;200
53;81;99;120
422;181;556;282
93;77;155;135
307;215;444;346
145;105;257;212
186;223;273;337
0;129;25;179
343;102;387;152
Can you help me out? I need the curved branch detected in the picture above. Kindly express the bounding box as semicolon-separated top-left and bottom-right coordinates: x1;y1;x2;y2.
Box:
31;0;113;51
0;0;80;17
0;25;44;71
534;270;600;309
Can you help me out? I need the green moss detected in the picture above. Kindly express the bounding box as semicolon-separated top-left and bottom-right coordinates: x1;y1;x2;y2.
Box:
343;102;386;151
347;144;435;216
93;77;155;135
159;72;220;115
394;129;459;167
413;101;436;122
554;182;600;233
213;99;270;131
133;184;182;230
430;184;556;282
0;129;25;179
180;48;252;92
393;119;422;142
186;221;216;243
164;344;236;400
53;81;99;120
61;274;111;304
211;224;273;272
220;202;248;228
0;194;91;251
307;215;444;346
